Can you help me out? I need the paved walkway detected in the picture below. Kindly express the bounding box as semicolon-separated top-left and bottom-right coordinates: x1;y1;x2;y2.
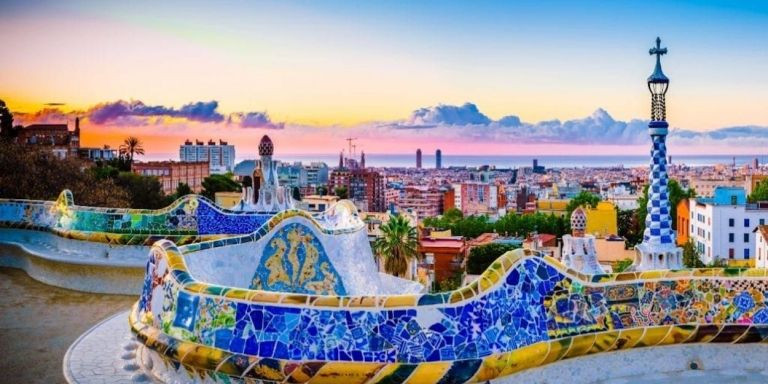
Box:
0;268;136;383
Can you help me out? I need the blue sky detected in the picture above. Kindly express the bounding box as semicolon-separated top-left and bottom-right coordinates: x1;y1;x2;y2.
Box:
1;0;767;155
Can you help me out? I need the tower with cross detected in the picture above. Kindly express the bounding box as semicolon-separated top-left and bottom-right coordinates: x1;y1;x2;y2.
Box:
633;37;683;271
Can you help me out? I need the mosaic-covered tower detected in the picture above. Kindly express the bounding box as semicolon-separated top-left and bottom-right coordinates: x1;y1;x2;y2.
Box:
634;37;683;270
252;135;295;212
562;207;605;274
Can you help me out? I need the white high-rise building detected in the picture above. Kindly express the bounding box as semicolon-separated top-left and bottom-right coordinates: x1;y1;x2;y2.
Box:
180;139;235;174
688;187;768;265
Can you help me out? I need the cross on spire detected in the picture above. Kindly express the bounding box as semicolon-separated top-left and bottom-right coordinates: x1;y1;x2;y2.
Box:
649;37;667;61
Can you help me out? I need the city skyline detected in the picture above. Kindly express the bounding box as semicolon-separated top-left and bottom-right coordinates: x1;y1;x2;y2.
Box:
2;0;768;156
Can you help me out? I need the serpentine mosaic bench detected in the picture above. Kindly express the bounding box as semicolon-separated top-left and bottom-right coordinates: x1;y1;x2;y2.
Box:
131;236;768;383
0;190;273;245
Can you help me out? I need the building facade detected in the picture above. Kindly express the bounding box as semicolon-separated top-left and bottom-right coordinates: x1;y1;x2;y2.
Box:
180;139;235;174
328;168;386;212
688;187;768;265
17;119;80;159
397;186;444;219
435;149;442;169
756;225;768;268
132;161;210;194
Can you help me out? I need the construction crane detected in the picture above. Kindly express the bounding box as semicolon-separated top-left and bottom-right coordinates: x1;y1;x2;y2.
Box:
346;137;357;160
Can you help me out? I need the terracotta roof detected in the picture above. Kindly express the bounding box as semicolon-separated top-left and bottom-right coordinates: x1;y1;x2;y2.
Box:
755;225;768;242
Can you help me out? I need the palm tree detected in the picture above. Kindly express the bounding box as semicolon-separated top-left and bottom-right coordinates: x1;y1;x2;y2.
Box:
121;136;145;163
374;214;420;278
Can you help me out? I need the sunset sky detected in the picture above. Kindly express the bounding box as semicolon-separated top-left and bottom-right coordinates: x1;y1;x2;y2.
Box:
1;1;767;159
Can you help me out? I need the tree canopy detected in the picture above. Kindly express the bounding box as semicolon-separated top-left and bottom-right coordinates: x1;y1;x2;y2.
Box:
466;243;519;275
423;211;569;239
201;174;241;200
565;191;600;215
749;180;768;203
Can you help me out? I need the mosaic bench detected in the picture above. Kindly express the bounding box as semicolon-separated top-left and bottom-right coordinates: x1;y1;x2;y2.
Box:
130;241;768;383
0;190;274;245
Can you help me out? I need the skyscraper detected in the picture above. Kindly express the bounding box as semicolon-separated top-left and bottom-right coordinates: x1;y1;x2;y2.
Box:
416;149;422;169
436;149;442;169
634;37;683;270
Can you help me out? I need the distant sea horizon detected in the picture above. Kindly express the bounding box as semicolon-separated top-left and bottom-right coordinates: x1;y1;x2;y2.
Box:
142;153;768;169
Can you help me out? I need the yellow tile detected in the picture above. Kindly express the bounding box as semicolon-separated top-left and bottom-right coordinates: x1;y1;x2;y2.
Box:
472;352;509;382
312;296;342;307
310;363;385;384
614;272;639;282
614;328;645;349
245;291;282;303
587;330;620;354
663;270;693;279
347;296;378;308
635;326;672;347
280;294;308;305
659;325;696;345
563;333;596;359
382;295;418;308
638;270;664;280
539;338;571;365
403;362;451;384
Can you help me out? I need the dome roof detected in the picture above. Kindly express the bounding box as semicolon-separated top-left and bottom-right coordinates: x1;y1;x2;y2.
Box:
571;207;587;232
258;135;274;156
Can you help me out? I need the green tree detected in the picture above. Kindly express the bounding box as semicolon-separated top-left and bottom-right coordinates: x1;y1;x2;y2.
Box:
175;182;192;197
0;99;17;140
682;240;704;268
201;174;241;200
436;271;463;292
466;243;518;274
566;191;600;215
316;185;328;195
614;258;634;272
374;214;420;278
121;136;145;163
443;207;464;222
292;186;302;201
0;143;129;207
636;179;693;233
115;172;168;209
334;186;348;199
749;181;768;203
617;209;642;248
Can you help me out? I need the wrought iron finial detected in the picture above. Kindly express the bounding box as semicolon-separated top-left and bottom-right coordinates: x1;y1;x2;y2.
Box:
649;37;667;60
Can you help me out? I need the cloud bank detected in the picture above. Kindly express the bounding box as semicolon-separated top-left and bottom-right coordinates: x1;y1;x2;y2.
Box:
13;99;282;129
10;100;768;148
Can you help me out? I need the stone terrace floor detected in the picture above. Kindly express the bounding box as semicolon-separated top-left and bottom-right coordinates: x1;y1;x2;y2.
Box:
0;268;135;384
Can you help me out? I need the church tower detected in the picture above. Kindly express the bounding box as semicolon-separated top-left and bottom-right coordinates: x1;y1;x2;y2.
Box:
633;37;683;270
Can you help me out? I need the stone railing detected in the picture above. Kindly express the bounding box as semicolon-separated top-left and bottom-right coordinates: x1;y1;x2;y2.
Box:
131;244;768;383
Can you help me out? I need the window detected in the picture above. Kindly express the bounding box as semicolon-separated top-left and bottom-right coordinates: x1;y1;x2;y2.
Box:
745;218;750;228
729;218;735;227
731;195;738;205
729;233;734;242
745;233;750;243
744;248;750;259
761;219;766;226
729;248;734;259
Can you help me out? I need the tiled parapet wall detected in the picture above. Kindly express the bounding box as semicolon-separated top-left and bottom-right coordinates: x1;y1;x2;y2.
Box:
0;190;273;245
130;245;768;384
